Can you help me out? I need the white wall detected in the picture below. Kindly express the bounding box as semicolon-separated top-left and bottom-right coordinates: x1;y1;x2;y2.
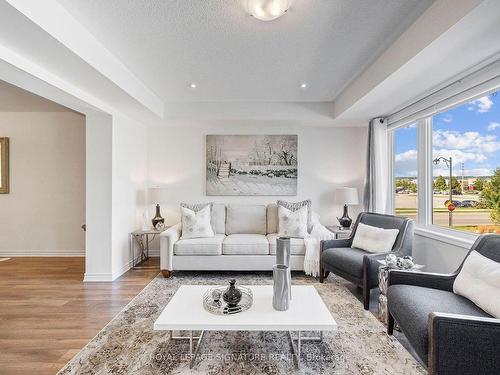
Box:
147;122;368;231
85;113;113;280
0;111;85;256
111;114;148;279
413;234;470;273
84;113;148;281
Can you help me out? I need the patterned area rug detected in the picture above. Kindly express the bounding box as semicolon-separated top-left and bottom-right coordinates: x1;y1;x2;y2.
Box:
58;272;425;375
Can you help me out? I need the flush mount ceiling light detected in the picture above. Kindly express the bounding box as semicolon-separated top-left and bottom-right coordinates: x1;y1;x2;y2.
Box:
300;83;308;88
243;0;292;21
189;83;197;89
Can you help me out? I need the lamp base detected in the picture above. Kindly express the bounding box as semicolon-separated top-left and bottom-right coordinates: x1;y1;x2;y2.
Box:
152;204;165;230
337;204;352;229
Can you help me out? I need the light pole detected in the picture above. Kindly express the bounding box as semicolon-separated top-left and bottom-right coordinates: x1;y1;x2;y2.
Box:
433;156;453;227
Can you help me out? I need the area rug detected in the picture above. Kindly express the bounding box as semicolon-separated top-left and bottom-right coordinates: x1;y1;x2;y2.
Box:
58;272;425;375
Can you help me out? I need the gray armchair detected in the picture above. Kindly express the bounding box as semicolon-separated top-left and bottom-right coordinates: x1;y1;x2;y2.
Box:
319;212;414;310
387;234;500;375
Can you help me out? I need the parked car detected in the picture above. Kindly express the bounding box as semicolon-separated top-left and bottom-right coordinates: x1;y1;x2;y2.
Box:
461;200;478;208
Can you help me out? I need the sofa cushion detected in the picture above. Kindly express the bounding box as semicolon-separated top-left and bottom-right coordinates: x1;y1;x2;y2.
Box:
212;203;226;234
180;206;215;239
387;285;491;363
180;202;215;232
222;234;269;255
277;199;312;232
267;203;278;235
351;222;399;253
267;234;306;255
278;205;309;238
174;234;225;255
226;204;267;235
320;247;368;279
454;250;500;318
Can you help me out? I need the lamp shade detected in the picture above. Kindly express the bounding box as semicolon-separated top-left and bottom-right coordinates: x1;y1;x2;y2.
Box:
148;186;168;204
335;187;359;206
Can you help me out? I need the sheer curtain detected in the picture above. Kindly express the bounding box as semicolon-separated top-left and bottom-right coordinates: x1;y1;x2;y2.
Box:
363;117;390;214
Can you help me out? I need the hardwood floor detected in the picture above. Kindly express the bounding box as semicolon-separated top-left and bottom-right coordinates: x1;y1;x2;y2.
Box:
0;257;160;375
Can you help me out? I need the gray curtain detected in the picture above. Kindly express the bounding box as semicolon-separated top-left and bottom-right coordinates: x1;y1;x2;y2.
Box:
364;117;390;213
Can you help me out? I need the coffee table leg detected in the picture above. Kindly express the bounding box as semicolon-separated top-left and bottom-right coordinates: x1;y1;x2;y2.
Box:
289;331;300;369
189;330;205;369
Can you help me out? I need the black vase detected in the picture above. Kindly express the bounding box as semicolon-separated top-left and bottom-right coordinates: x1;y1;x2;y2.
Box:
152;204;165;230
337;204;352;229
223;279;242;308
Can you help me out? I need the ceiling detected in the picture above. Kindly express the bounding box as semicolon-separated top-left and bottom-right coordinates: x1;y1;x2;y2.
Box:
0;80;73;112
55;0;434;103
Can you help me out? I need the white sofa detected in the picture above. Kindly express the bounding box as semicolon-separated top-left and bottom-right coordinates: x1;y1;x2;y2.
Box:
159;203;306;277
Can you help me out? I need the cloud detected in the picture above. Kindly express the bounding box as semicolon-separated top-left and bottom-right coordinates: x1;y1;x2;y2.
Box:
432;129;500;153
433;148;487;164
468;96;493;113
395;149;417;162
488;122;500;131
442;114;452;123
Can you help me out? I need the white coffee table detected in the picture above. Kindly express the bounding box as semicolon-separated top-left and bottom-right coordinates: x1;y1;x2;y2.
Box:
154;285;337;368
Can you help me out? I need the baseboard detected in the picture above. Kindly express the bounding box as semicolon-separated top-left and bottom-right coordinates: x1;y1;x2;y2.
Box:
0;249;85;257
83;273;114;282
111;258;134;281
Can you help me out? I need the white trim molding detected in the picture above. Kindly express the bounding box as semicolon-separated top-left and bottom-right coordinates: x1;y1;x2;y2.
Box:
415;225;477;249
83;272;114;282
0;249;85;257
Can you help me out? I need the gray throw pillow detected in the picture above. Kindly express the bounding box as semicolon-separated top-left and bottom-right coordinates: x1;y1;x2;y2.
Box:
180;202;216;233
277;199;312;232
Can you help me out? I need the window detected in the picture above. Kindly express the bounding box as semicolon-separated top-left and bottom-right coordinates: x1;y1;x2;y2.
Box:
432;91;500;233
394;124;417;220
390;89;500;234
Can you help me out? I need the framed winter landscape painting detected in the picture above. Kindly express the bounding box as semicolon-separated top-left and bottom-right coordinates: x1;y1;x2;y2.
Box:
206;135;298;196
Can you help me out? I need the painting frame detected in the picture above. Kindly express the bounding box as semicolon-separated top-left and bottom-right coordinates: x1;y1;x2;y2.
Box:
0;137;9;194
206;134;298;196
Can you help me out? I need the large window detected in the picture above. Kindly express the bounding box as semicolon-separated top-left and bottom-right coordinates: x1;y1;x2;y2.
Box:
394;124;417;220
432;92;500;233
391;89;500;234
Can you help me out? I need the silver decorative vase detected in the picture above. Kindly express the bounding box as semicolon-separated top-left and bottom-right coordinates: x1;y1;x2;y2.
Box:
273;264;291;311
276;237;291;267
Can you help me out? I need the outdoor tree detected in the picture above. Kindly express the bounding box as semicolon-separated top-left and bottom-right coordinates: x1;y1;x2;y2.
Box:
450;177;462;194
480;168;500;223
473;177;486;191
433;175;447;192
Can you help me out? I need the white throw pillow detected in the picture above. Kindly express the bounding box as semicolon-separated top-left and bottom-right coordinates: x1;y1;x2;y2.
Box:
453;250;500;318
278;205;309;238
351;222;399;253
180;206;215;239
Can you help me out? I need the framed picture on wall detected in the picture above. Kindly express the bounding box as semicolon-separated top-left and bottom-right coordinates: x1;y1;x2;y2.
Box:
206;135;298;196
0;137;9;194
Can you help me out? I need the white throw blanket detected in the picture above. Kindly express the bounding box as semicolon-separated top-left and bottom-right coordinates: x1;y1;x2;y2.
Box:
303;223;337;277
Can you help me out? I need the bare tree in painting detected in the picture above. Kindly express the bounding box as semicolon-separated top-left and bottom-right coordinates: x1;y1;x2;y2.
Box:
277;137;297;166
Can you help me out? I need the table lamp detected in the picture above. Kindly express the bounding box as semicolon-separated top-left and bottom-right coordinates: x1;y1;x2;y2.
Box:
335;187;359;229
149;186;168;230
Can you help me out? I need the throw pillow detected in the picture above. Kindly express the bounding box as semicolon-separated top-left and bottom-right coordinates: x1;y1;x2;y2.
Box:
351;222;399;253
180;205;215;239
454;250;500;318
278;205;309;238
180;202;216;233
277;199;312;232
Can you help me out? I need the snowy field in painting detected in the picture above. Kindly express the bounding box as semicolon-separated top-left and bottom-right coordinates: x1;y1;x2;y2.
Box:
206;135;297;196
207;173;296;196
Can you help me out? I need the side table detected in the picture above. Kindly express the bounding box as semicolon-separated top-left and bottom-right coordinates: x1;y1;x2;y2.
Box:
377;260;424;326
325;226;352;239
130;228;168;268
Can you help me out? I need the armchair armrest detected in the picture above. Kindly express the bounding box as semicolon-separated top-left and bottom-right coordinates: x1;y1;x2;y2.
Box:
320;238;352;252
160;224;181;271
428;312;500;375
388;269;456;292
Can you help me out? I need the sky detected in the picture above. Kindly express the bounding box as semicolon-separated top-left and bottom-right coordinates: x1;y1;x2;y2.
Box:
395;91;500;178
